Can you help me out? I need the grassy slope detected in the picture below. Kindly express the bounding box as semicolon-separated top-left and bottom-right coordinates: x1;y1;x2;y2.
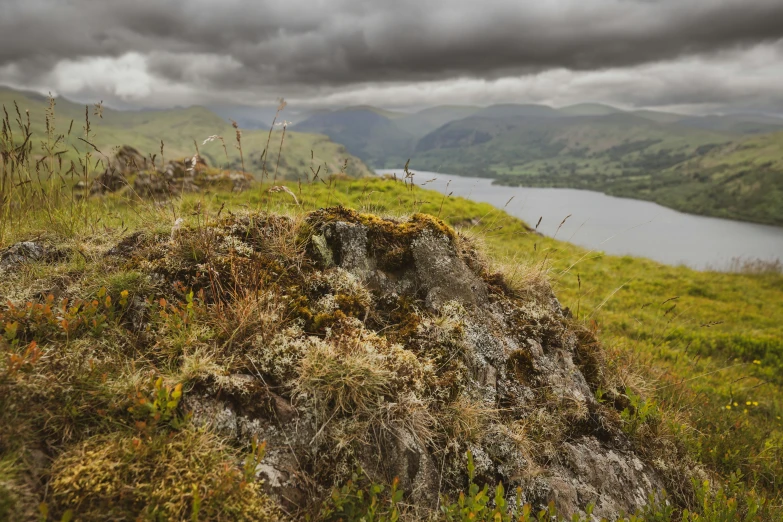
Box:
411;113;729;177
0;87;373;180
611;131;783;225
393;106;481;138
292;108;415;168
2;175;782;517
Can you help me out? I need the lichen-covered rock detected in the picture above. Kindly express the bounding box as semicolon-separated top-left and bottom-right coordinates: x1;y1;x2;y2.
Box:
133;207;684;519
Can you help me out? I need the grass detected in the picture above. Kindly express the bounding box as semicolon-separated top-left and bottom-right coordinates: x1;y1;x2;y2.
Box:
2;97;783;520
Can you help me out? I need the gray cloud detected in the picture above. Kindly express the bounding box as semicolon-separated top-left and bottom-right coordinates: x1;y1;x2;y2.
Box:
1;0;783;112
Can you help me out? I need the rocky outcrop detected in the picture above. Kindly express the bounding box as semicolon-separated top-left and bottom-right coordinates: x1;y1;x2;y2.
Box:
84;145;252;198
151;208;677;519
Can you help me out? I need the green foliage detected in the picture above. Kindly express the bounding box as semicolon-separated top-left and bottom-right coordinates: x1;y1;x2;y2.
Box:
128;376;187;433
440;450;522;522
48;429;280;521
330;453;781;521
620;387;661;437
317;471;403;522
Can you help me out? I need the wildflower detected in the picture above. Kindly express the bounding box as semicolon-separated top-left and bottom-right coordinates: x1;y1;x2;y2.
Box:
733;402;738;407
725;405;731;410
753;401;759;406
746;401;752;406
753;360;761;365
743;409;748;414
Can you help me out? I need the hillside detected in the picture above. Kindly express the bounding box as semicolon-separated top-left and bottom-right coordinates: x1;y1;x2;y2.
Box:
628;130;783;224
286;99;783;225
1;173;782;520
409;112;783;225
0;87;373;181
291;107;416;168
412;112;729;177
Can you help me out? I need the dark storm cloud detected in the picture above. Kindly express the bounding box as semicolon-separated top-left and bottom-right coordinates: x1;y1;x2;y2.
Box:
1;0;782;111
2;0;783;86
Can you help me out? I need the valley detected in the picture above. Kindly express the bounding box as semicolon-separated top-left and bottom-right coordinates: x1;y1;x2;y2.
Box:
293;102;783;225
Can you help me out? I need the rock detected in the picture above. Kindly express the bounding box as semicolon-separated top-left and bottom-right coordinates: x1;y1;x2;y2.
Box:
142;209;680;518
546;438;665;519
84;145;252;199
410;228;488;310
305;211;669;517
0;241;46;269
374;426;440;509
90;145;147;195
317;214;486;312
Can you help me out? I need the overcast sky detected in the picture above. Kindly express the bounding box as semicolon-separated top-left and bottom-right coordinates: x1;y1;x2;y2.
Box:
1;0;782;114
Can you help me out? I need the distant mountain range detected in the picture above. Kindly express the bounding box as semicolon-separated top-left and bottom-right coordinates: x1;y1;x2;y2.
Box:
292;103;783;225
4;84;781;225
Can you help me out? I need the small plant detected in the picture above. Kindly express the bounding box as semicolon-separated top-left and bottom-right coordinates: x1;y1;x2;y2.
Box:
620;387;660;437
243;438;267;483
128;376;186;432
0;287;130;345
440;450;528;522
317;471;403;522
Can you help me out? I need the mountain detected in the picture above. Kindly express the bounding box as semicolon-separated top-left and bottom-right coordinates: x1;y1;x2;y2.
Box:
0;86;373;180
292;107;415;167
634;130;783;224
673;113;783;135
559;103;622;116
631;110;687;124
393;105;481;137
403;110;783;225
411;111;728;177
472;103;561;119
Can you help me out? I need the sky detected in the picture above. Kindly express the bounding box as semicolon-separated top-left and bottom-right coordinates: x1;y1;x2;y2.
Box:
1;0;783;114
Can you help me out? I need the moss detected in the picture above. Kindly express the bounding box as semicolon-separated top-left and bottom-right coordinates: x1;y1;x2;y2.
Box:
307;207;457;272
49;429;281;521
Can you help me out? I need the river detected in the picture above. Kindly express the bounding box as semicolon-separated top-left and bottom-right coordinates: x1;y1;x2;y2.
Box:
378;170;783;270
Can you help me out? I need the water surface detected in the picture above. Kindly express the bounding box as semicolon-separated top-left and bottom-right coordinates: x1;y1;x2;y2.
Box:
379;170;783;270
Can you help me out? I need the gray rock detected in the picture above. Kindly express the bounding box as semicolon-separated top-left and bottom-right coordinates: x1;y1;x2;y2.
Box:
411;228;488;310
0;241;46;269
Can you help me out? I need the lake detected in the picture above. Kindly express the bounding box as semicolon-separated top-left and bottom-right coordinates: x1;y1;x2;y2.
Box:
378;170;783;270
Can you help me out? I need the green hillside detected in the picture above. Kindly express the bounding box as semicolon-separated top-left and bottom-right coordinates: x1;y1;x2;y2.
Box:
407;111;783;225
292;107;415;167
559;103;622;116
628;131;783;224
393;105;480;137
411;112;729;178
2;171;782;519
0;87;373;181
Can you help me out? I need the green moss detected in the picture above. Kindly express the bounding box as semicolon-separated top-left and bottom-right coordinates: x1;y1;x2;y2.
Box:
49;429;281;522
307;206;457;271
